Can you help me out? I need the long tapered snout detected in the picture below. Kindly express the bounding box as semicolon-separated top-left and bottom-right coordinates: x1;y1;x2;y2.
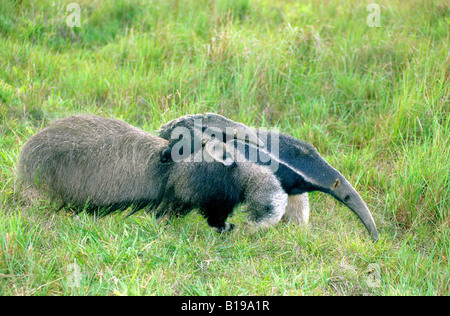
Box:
331;178;379;241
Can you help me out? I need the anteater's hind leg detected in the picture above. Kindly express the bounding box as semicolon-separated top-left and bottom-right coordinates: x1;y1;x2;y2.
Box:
203;205;235;233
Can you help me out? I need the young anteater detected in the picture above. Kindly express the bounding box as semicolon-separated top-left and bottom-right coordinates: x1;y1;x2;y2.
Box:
18;115;287;232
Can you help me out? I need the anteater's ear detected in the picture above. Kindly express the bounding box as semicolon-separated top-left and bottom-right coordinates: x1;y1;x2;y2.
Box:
332;178;341;189
160;146;173;162
204;140;236;168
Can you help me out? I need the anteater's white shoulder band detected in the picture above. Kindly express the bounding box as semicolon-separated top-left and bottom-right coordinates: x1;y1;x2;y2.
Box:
282;193;310;226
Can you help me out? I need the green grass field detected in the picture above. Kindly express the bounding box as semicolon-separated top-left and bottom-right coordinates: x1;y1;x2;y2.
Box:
0;0;448;295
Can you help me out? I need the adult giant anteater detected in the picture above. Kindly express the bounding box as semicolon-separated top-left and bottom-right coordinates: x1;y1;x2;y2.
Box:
18;115;287;232
158;114;379;241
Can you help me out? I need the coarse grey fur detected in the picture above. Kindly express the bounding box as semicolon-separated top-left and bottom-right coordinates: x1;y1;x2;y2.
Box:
18;115;287;232
158;114;379;241
18;115;169;214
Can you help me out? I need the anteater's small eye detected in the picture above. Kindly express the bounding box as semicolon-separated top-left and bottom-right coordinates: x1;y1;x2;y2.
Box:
344;195;350;202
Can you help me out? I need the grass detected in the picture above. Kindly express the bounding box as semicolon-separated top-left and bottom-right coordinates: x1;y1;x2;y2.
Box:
0;0;449;295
